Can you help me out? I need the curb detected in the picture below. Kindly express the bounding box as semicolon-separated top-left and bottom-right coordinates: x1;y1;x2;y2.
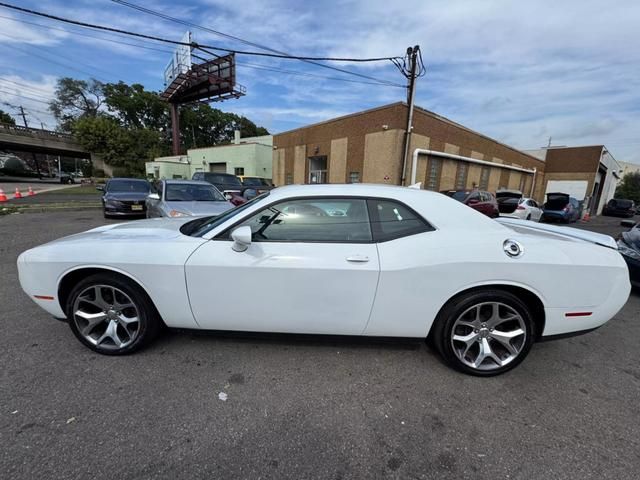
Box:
2;204;102;214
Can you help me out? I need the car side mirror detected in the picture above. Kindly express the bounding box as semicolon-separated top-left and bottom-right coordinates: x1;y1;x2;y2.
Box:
225;193;233;201
96;185;104;191
620;220;636;228
147;193;160;200
231;226;252;252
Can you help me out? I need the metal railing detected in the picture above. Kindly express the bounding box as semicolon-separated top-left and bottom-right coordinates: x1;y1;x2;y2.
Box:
0;122;76;142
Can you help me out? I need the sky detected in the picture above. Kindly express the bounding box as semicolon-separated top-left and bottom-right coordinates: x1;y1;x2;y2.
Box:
0;0;639;163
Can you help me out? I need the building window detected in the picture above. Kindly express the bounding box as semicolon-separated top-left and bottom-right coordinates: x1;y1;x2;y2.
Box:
234;167;245;176
425;157;443;191
349;172;360;183
285;173;293;185
479;166;490;190
308;155;327;184
455;163;468;189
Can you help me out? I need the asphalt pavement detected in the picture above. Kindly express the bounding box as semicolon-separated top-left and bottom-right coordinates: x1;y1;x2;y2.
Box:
1;211;639;479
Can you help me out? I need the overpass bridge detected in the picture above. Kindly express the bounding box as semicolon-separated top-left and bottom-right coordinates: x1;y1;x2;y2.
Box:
0;122;112;176
0;122;88;158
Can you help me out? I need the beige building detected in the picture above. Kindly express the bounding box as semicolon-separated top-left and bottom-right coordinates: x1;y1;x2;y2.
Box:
273;103;548;201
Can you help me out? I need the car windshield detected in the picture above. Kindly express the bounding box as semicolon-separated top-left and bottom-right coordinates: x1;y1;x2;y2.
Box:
207;174;242;186
165;183;225;202
184;193;269;237
107;180;149;193
448;191;469;202
243;177;269;186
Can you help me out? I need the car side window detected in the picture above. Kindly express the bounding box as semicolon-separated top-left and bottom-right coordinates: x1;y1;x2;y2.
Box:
367;199;433;241
233;198;372;243
467;192;480;203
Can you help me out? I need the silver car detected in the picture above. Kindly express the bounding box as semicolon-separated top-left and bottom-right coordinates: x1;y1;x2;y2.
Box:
146;179;234;218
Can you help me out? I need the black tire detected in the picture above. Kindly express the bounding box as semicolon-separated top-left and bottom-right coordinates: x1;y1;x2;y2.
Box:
431;289;535;376
65;273;161;355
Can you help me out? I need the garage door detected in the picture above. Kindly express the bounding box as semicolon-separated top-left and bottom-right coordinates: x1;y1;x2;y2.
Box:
209;162;226;173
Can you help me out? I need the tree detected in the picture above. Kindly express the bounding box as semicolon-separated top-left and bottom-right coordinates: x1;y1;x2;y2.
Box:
0;108;16;125
103;82;169;131
50;77;104;132
615;172;640;204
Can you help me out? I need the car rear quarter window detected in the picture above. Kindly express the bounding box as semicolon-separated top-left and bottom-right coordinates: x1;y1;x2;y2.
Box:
367;199;433;242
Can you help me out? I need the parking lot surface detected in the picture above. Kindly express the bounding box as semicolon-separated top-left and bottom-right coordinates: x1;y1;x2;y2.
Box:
1;210;639;479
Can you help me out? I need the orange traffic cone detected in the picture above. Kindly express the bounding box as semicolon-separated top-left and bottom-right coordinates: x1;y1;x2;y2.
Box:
0;188;7;202
28;186;35;196
13;187;22;199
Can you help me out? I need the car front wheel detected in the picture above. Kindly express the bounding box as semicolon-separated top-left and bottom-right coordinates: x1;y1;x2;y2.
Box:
432;289;535;376
65;273;161;355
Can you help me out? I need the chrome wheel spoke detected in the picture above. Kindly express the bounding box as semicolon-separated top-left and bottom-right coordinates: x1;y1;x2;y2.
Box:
96;320;124;348
75;310;107;335
474;338;503;368
490;328;524;355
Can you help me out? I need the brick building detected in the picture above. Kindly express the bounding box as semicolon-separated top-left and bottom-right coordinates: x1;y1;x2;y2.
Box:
273;102;547;200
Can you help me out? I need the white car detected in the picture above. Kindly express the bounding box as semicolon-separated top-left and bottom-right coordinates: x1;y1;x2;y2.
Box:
17;184;630;376
496;190;543;222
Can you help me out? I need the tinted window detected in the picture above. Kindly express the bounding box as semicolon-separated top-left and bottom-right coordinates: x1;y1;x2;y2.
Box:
445;191;469;202
466;192;480;203
243;177;270;186
236;198;372;243
107;180;149;193
205;173;242;186
367;199;432;241
165;183;225;202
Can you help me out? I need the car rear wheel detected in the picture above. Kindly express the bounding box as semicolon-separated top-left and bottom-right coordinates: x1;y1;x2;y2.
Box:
65;273;161;355
432;290;535;376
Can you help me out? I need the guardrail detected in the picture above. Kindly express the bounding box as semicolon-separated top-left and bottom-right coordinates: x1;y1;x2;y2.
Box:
0;122;76;142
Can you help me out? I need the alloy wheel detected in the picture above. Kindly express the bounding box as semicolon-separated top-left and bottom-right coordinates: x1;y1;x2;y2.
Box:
72;284;140;350
450;301;527;371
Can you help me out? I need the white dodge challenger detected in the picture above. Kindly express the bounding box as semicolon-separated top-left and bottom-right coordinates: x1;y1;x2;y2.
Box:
17;184;631;376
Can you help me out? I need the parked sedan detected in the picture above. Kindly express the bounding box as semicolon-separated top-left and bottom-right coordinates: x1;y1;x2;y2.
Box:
541;192;581;223
441;189;499;218
617;221;640;288
98;178;150;218
146;180;233;218
17;184;630;376
603;198;636;218
496;190;543;222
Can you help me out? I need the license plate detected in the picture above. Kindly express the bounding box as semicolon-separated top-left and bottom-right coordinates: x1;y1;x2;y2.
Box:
131;205;143;211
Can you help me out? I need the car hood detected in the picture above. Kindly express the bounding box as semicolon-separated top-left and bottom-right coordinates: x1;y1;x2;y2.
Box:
104;191;149;201
46;217;196;246
164;200;233;216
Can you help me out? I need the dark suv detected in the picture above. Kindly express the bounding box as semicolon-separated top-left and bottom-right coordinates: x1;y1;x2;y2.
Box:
441;189;499;218
192;172;243;195
603;198;636;218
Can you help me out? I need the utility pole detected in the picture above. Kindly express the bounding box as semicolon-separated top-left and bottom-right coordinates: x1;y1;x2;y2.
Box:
17;105;42;177
400;45;419;186
170;103;180;155
18;105;28;127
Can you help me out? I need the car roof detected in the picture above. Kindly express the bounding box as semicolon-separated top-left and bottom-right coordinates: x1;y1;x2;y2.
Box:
109;177;148;182
163;179;212;186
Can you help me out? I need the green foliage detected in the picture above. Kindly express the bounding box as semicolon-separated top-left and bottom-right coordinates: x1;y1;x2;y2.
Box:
52;77;269;176
0;109;16;125
615;172;640;204
50;78;104;132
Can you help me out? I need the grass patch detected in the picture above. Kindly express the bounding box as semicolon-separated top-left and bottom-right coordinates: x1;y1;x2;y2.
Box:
44;185;102;195
0;205;19;216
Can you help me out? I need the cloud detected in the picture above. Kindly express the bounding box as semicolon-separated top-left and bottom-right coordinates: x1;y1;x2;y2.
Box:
0;13;68;46
0;74;58;129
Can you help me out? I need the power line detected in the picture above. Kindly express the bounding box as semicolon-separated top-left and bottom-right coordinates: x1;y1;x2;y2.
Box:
110;0;403;87
0;2;404;88
0;13;176;57
0;77;55;96
0;88;53;105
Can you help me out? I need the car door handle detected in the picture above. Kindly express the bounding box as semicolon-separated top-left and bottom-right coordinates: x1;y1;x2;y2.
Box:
346;255;369;263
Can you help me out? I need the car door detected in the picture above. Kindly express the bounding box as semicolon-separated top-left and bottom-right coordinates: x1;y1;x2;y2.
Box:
529;200;543;221
184;197;380;335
